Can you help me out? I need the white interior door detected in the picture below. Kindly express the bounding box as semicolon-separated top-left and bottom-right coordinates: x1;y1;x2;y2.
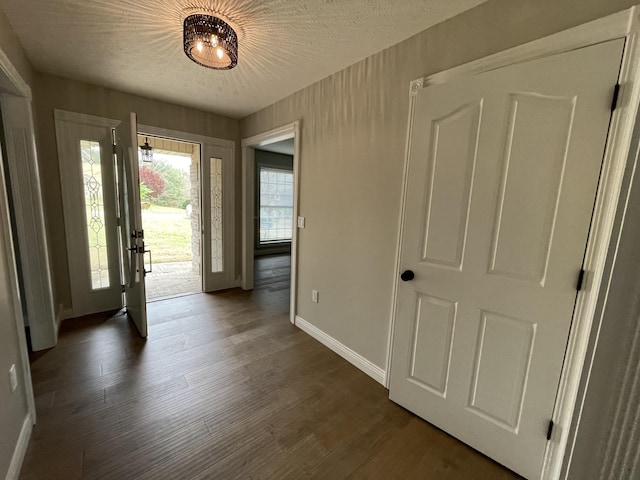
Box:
114;112;147;337
389;40;624;479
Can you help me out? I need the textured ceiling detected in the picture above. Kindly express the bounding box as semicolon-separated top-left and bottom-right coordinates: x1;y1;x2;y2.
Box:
257;138;295;156
0;0;486;118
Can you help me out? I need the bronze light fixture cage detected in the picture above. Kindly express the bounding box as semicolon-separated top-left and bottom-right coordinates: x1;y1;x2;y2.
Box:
183;14;238;70
139;137;153;163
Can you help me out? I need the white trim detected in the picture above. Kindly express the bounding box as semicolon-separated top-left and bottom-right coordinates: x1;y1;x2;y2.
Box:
242;121;301;325
53;109;119;128
0;131;37;427
55;303;63;329
0;45;37;423
0;123;36;424
386;6;640;480
138;124;235;149
385;76;420;389
547;10;640;480
3;98;57;352
295;315;386;385
422;9;634;88
58;305;75;321
0;46;31;99
555;10;640;480
138;123;236;293
5;414;32;480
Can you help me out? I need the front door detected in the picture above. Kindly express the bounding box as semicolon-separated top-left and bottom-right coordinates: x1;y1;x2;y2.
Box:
389;40;624;479
114;112;147;338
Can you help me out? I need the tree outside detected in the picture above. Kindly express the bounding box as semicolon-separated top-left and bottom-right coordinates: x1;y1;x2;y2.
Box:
139;166;165;207
139;153;193;265
144;159;190;208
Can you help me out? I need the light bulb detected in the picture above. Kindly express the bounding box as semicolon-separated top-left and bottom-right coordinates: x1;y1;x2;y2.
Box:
197;41;203;52
216;47;224;59
211;35;218;47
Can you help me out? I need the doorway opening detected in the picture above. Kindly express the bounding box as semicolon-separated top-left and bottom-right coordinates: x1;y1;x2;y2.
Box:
253;143;294;302
241;122;300;324
136;135;202;302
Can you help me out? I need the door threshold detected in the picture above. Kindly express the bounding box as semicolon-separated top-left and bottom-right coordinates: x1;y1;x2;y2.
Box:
147;291;202;303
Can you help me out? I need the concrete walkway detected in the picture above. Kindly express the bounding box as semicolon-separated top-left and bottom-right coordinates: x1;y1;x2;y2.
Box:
145;261;201;302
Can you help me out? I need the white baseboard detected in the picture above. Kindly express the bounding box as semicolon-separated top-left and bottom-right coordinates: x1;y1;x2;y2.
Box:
62;307;74;321
55;303;64;331
295;315;386;386
5;414;32;480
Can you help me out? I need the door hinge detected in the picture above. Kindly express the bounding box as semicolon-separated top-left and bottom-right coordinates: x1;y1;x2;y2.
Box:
611;83;621;111
547;420;554;441
121;284;126;293
577;268;586;291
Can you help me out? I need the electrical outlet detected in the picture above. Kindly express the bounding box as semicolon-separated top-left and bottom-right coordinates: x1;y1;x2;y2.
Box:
312;290;319;303
297;216;305;228
9;364;17;392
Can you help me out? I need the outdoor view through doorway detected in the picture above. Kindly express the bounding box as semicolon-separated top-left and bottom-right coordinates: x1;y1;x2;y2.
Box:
137;135;202;301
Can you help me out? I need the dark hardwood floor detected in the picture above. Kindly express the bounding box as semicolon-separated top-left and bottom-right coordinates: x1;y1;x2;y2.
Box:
21;255;518;479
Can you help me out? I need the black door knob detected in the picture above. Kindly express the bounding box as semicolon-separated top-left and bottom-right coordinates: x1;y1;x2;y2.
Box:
401;270;415;281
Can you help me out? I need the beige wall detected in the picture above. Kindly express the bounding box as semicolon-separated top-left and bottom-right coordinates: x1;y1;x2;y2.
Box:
0;174;29;477
33;72;240;309
240;0;638;369
0;8;33;88
0;9;32;477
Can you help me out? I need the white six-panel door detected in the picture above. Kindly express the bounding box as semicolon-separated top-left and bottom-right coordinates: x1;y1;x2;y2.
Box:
389;40;624;479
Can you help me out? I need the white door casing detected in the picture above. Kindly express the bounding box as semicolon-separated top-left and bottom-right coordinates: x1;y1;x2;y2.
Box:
1;96;57;352
389;39;624;479
114;112;147;337
241;121;301;324
57;114;236;324
137;124;236;293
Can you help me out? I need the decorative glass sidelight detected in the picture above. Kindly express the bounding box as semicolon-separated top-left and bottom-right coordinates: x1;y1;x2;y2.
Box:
210;157;223;273
80;140;110;289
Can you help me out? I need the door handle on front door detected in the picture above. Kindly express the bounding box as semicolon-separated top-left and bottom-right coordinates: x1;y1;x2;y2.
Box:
401;270;415;281
143;249;152;276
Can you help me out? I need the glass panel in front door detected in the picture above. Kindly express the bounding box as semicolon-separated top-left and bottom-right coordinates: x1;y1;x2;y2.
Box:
210;157;223;273
80;139;111;290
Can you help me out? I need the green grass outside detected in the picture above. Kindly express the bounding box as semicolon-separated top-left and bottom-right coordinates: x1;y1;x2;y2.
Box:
141;205;193;264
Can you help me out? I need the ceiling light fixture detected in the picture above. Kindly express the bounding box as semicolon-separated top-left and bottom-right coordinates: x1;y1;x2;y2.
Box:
183;14;238;70
139;137;153;163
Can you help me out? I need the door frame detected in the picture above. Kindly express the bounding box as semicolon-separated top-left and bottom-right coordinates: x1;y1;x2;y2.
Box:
0;56;57;352
241;121;301;324
55;109;122;318
138;124;236;293
0;45;38;423
385;6;640;480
